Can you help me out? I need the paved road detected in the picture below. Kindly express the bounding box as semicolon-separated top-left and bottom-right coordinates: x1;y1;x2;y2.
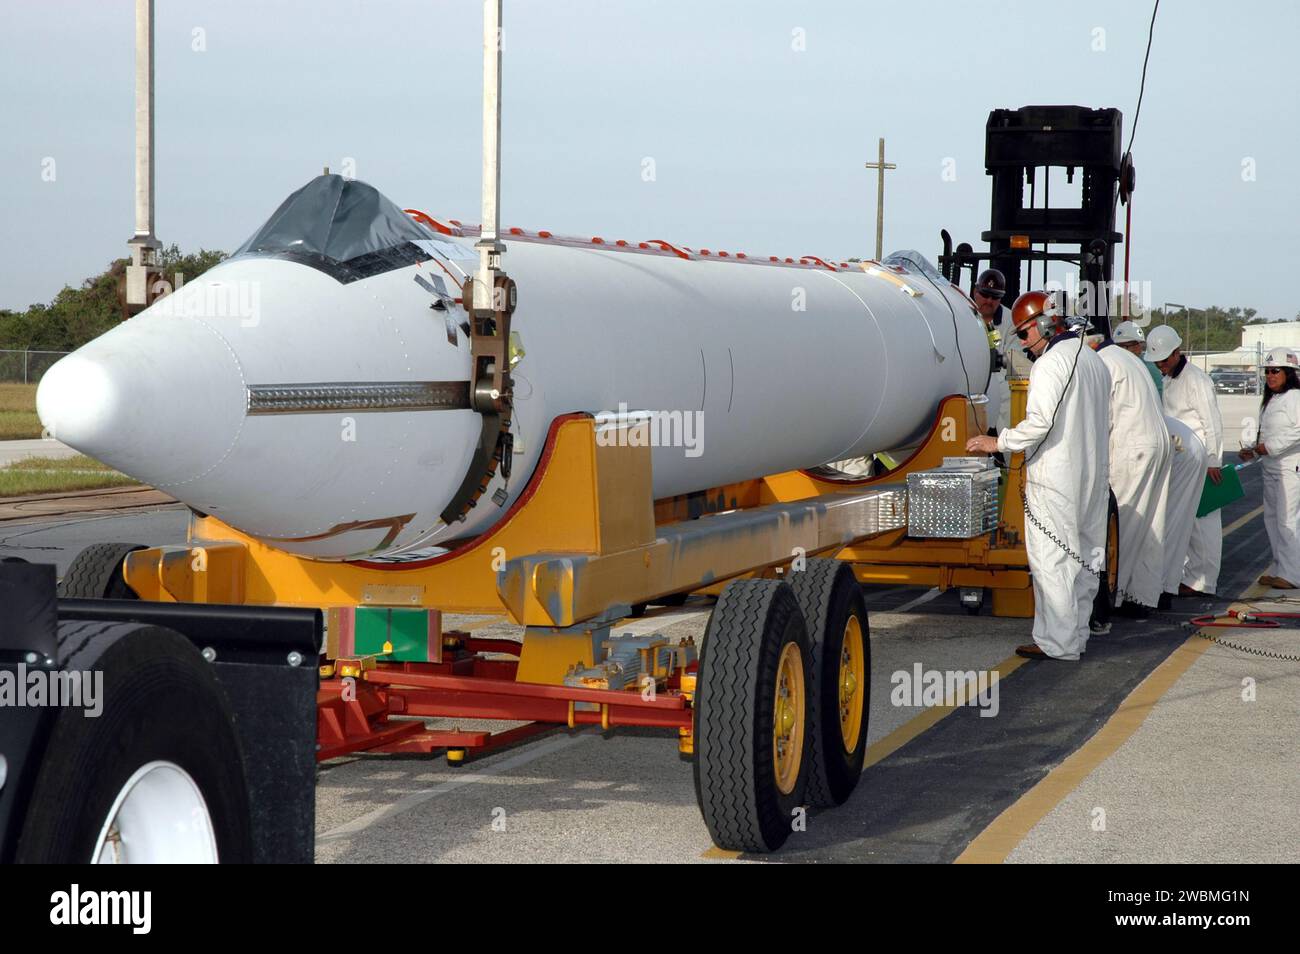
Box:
1219;393;1263;452
0;438;78;466
4;469;1289;863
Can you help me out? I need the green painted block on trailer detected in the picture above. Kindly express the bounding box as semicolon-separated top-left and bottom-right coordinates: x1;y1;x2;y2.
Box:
352;607;438;662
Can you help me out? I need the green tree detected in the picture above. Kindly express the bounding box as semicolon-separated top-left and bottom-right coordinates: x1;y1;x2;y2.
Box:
0;246;226;353
156;245;227;283
1145;305;1284;353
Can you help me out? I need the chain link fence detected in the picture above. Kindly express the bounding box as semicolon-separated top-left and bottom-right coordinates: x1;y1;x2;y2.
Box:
0;350;70;385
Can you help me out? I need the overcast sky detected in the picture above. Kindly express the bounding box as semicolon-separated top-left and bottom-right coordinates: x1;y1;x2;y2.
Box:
2;0;1297;320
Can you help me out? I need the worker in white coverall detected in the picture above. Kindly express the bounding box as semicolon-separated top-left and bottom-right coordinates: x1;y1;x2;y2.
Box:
1239;347;1300;588
971;268;1018;433
967;291;1111;660
1096;337;1172;614
1161;416;1207;608
1145;325;1224;596
1112;320;1163;397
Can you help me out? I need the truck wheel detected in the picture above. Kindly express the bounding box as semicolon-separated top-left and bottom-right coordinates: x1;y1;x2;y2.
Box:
693;579;811;852
1092;491;1121;621
1105;491;1120;597
57;542;145;599
785;560;870;807
15;620;253;863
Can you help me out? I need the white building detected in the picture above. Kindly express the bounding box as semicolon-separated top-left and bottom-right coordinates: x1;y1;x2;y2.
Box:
1190;322;1300;372
1242;321;1300;351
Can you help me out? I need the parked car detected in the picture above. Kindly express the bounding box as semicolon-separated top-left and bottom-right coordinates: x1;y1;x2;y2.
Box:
1211;370;1258;394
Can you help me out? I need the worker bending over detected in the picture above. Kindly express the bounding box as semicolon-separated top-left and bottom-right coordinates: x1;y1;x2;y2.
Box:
1112;320;1163;396
966;291;1111;660
1145;326;1224;596
1239;348;1300;589
1096;331;1172;613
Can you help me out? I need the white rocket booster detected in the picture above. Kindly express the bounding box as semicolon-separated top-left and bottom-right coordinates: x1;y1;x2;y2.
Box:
37;176;990;560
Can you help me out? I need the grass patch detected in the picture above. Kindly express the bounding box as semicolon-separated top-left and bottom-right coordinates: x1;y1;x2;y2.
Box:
0;454;138;497
0;382;39;412
0;410;44;440
0;383;42;439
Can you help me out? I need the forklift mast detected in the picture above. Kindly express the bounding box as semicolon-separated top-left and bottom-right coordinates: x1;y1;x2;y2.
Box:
940;105;1134;338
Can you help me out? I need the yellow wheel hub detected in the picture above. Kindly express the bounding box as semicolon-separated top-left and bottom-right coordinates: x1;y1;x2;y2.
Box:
772;641;806;795
838;615;865;752
1107;512;1119;590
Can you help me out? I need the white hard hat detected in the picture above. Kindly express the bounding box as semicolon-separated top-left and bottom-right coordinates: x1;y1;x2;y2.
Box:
1144;325;1182;363
1112;321;1146;345
1263;347;1300;370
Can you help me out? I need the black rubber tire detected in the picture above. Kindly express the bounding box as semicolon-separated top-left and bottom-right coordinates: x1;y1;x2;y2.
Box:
784;560;870;808
692;579;811;852
15;620;253;863
1106;490;1121;597
57;542;145;599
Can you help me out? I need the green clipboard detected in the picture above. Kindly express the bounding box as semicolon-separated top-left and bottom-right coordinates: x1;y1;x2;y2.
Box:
1197;462;1246;518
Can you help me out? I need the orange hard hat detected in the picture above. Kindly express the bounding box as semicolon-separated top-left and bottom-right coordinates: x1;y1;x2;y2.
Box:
1011;290;1061;335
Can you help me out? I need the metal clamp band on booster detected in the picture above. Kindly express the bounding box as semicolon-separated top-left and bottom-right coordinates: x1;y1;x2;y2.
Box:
440;274;517;524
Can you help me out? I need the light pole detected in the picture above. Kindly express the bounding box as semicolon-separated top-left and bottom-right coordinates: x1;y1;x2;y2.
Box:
1203;308;1210;371
1163;301;1189;356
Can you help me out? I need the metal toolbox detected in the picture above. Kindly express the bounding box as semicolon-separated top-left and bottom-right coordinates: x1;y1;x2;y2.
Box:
905;457;1000;539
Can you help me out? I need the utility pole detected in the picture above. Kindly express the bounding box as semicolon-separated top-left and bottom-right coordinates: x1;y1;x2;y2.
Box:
864;138;896;262
126;0;160;309
1204;308;1210;371
1163;301;1189;352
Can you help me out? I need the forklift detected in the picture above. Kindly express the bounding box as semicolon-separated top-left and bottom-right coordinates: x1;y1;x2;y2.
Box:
940;104;1137;334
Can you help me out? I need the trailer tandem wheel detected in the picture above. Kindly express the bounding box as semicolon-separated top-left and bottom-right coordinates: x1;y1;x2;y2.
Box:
15;621;254;863
1092;490;1121;621
56;542;145;599
692;579;811;853
784;559;870;807
1106;490;1120;597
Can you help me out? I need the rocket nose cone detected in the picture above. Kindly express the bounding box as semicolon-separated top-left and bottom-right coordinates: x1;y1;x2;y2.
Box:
36;315;247;488
36;354;119;449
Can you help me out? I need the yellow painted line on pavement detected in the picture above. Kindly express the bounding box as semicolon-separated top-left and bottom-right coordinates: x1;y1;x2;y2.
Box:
863;654;1027;769
954;632;1217;863
1222;505;1263;538
956;507;1266;864
700;654;1029;860
701;846;741;860
702;504;1267;862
